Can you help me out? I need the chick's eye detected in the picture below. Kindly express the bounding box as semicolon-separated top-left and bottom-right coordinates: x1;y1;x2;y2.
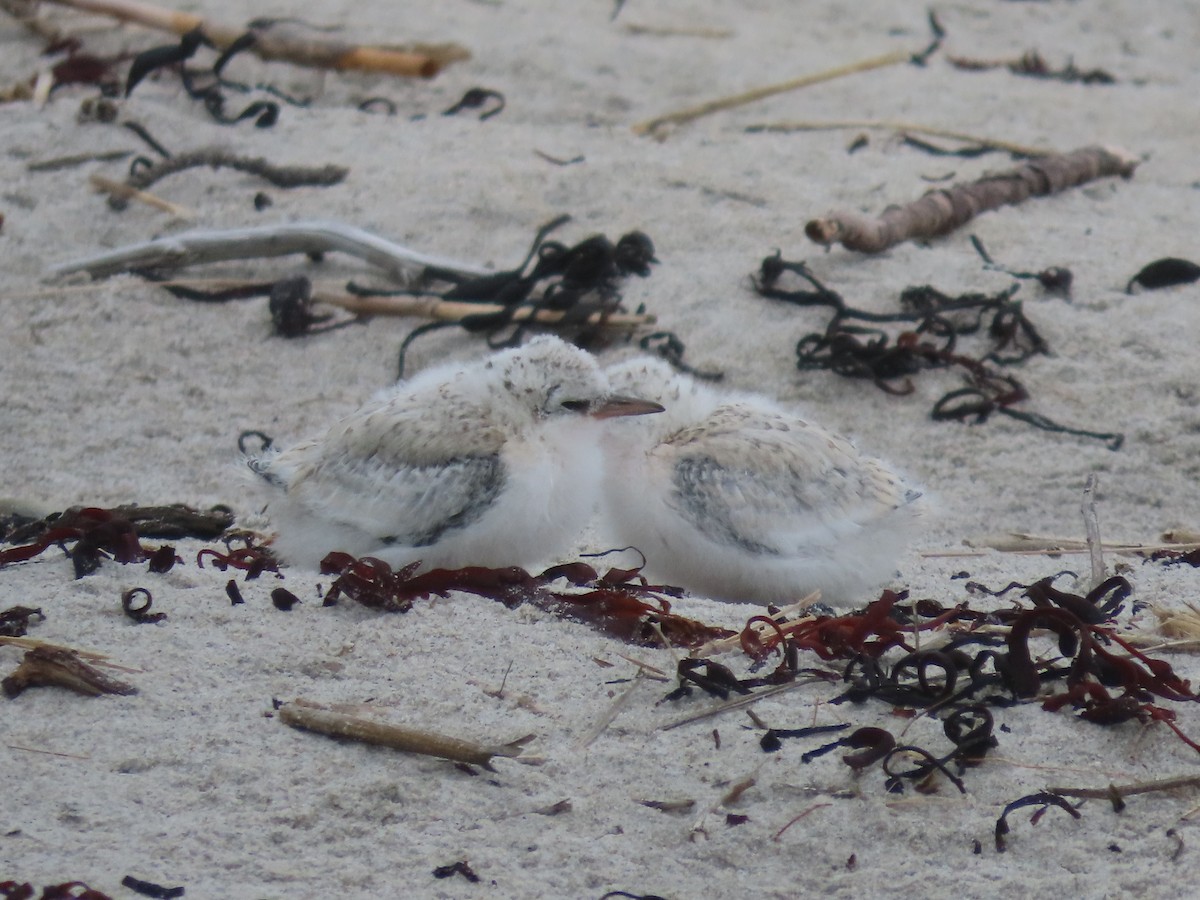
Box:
560;399;591;413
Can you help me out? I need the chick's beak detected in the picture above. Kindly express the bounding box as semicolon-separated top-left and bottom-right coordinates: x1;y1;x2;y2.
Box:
588;394;665;419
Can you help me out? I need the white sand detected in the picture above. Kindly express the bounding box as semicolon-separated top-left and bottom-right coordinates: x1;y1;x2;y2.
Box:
3;1;1200;897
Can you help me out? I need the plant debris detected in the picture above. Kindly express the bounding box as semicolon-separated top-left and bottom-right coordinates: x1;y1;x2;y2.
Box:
431;860;481;883
805;146;1137;253
122;587;167;624
0;883;114;900
108;148;347;211
0;606;44;637
948;50;1115;85
994;792;1082;852
388;216;659;377
442;87;505;120
319;552;732;649
1126;258;1200;293
754;256;1123;447
279;700;531;769
3;646;137;699
118;876;185;900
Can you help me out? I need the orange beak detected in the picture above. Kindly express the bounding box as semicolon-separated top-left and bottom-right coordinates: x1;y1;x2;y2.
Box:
588;394;665;420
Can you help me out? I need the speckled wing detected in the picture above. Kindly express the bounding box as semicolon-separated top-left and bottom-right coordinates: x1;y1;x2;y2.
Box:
261;390;509;547
282;450;505;547
661;406;912;556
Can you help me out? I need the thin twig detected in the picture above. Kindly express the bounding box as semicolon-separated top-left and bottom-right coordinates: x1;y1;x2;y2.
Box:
1081;474;1105;590
632;49;911;137
576;671;646;750
89;173;193;218
42;0;466;77
1049;774;1200;801
744;118;1051;158
124;149;347;193
48;221;490;282
659;678;819;731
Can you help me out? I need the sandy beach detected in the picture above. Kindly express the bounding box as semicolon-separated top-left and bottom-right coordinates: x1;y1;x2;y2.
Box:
3;1;1200;897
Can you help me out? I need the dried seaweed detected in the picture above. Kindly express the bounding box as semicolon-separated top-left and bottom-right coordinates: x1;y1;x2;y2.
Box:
121;587;167;624
754;255;1123;448
1126;257;1200;293
318;552;731;649
994;792;1082;852
949;50;1115;85
389;217;658;377
0;884;114;900
0;606;44;637
118;876;184;900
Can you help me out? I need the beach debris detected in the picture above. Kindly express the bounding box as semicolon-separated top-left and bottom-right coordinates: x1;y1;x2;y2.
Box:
2;503;233;545
45;0;466;79
1;505;228;576
805;146;1138;254
278;700;532;769
431;861;480;884
106;148;347;211
1126;258;1200;293
969;235;1072;297
0;883;115;900
761;117;1053;159
224;579;245;605
994;792;1082;852
119;875;185;899
754;255;1123;447
1048;774;1200;812
388;216;659;377
50;221;491;283
442;87;505;120
270;587;300;610
195;536;281;581
88;174;192;219
121;587;167;624
948;49;1115;85
2;645;137;698
632;13;944;138
0;606;44;637
318;551;731;649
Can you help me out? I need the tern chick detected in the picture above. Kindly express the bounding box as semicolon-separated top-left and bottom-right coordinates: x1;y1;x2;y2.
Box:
250;336;662;570
601;358;924;606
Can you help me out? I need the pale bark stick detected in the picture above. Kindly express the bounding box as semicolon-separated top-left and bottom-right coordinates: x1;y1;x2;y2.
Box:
49;221;491;282
42;0;466;78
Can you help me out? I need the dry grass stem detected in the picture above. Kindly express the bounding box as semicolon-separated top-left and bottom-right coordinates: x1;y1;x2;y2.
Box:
632;49;911;137
744;118;1051;157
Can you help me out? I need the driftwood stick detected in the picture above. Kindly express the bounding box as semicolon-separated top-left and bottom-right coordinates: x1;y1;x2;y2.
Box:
632;49;911;137
41;0;466;78
124;150;347;193
278;701;531;768
1049;774;1200;803
806;145;1139;253
49;221;491;282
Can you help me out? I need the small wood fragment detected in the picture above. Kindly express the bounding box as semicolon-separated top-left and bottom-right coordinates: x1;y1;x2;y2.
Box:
806;145;1139;253
43;0;466;78
3;646;138;698
278;700;531;768
89;173;193;219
